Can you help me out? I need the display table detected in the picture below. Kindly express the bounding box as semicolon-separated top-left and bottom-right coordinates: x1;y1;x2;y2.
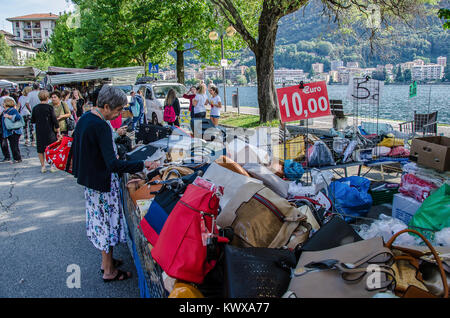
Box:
120;174;167;298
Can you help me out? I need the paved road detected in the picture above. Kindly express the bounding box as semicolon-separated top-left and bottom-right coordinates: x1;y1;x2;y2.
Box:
0;140;140;298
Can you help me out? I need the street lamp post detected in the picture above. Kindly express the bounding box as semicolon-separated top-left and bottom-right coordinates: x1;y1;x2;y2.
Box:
209;26;236;113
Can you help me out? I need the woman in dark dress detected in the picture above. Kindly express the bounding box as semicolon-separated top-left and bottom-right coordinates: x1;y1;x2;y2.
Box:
31;90;60;173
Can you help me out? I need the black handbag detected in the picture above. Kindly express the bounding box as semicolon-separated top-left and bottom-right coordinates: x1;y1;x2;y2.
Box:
224;245;296;298
65;117;75;131
125;144;159;161
135;123;171;144
298;216;363;258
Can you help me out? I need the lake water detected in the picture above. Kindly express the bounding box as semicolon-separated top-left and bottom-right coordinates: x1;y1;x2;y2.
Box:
218;84;450;124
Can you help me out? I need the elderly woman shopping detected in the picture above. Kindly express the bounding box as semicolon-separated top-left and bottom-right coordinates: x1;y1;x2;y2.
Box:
71;85;159;282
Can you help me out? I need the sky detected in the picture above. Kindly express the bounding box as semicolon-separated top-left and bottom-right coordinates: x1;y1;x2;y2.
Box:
0;0;74;33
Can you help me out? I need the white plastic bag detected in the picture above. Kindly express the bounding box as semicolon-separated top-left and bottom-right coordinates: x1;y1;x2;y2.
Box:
435;228;450;246
357;214;422;245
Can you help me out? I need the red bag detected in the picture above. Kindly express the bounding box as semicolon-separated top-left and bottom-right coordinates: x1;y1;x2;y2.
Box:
163;104;176;123
399;173;437;202
45;136;73;173
151;177;229;284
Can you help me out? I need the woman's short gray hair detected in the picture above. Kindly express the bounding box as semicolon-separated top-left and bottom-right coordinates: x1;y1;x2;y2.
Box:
97;85;128;110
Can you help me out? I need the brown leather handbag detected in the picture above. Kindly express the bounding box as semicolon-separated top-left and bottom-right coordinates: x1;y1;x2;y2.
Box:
127;176;162;205
385;229;449;298
219;182;311;248
215;155;250;176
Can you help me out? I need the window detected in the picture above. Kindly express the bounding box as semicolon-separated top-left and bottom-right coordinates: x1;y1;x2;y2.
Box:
145;87;153;100
45;30;49;37
16;22;19;27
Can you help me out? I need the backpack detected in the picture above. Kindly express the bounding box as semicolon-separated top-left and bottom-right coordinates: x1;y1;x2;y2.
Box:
163;104;176;123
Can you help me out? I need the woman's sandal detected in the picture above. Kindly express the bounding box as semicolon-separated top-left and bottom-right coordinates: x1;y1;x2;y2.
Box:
103;269;132;283
101;259;123;273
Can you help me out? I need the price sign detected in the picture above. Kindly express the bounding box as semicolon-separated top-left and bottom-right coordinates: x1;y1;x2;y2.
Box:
277;81;331;123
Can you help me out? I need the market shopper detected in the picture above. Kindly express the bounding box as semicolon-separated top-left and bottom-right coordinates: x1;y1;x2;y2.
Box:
18;86;34;146
190;83;207;132
1;97;23;163
50;90;71;136
71;89;85;120
71;85;159;283
207;85;222;127
31;90;60;173
163;88;181;126
183;86;197;118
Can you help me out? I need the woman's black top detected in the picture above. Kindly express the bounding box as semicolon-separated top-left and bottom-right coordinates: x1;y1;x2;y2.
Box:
75;98;85;118
71;111;144;192
31;103;59;153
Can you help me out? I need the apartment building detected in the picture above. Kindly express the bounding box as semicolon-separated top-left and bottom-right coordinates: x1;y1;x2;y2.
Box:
331;60;344;71
274;68;307;84
7;13;59;49
411;64;444;81
0;30;37;65
312;63;324;73
437;56;447;68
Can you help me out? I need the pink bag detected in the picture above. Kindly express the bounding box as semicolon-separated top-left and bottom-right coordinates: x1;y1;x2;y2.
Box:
163;104;176;123
151;177;229;284
399;173;437;202
388;146;410;157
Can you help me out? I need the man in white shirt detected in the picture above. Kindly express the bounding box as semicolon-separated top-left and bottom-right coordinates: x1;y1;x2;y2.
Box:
27;83;41;110
25;83;41;146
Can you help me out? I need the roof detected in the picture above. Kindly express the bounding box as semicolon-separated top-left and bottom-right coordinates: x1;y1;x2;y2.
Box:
47;66;97;75
47;66;145;85
7;13;59;21
1;30;38;51
0;66;42;80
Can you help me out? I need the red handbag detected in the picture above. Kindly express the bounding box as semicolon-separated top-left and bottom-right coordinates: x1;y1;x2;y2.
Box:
45;136;73;173
151;177;229;284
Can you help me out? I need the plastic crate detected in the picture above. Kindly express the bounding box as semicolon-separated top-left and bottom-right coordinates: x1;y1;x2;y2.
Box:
369;186;399;206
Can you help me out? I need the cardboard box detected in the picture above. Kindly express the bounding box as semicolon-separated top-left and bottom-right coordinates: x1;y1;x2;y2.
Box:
392;193;422;225
410;136;450;172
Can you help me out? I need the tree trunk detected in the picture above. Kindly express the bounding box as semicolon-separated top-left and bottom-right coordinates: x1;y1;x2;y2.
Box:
255;20;279;123
176;47;185;84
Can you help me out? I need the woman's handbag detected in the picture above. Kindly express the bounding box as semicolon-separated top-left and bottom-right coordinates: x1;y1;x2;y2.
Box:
151;177;229;284
284;237;396;298
3;110;25;130
45;136;73;173
385;229;449;298
224;245;296;298
219;181;311;249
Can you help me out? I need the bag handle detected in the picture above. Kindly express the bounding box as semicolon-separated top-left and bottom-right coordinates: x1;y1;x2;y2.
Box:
386;229;449;298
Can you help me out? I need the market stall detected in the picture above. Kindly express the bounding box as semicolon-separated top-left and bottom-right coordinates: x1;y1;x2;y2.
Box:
114;113;449;298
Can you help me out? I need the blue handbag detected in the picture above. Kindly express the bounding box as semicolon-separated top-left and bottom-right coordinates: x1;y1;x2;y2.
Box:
3;109;25;130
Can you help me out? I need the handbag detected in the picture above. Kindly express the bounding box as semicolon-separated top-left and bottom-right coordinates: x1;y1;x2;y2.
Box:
3;109;25;130
45;136;73;173
224;245;296;298
284;237;396;298
385;229;449;298
136;123;171;144
140;170;204;246
127;175;162;206
215;155;250;177
151;177;229;284
219;181;311;249
243;162;290;198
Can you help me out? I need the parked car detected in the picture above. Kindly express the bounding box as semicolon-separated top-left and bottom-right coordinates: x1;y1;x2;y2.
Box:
133;81;190;125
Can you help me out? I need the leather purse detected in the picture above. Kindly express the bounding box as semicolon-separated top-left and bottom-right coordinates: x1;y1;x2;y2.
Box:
243;163;290;198
224;245;296;298
385;229;449;298
219;181;311;248
284;237;396;298
127;175;162;206
215;155;250;176
300;216;363;252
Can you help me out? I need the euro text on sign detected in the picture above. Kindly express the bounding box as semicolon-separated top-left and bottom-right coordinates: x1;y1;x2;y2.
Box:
277;81;331;123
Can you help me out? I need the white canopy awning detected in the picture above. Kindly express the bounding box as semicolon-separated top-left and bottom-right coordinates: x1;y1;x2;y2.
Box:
47;66;145;85
0;79;18;89
0;66;42;81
